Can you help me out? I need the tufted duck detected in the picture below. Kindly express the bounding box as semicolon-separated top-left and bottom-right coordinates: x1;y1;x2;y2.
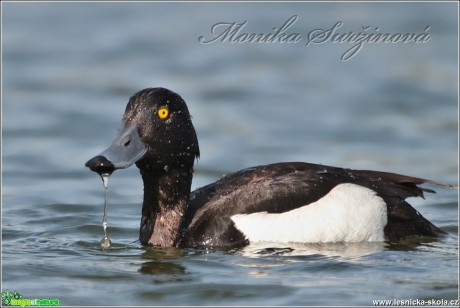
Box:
86;87;454;248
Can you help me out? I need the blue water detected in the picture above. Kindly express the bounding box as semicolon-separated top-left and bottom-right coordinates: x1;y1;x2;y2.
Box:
2;2;458;306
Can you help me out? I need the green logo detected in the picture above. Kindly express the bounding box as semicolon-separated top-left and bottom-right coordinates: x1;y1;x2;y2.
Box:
1;290;60;307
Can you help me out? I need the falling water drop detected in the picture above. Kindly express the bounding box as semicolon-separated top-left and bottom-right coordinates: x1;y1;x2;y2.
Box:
100;173;112;249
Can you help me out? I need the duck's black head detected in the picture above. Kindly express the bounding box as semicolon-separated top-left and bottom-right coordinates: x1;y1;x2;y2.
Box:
85;87;200;176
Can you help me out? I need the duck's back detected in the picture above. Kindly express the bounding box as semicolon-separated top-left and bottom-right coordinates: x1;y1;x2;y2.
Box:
180;162;446;248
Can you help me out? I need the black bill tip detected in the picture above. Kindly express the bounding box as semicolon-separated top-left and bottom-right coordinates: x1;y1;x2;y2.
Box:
85;155;115;176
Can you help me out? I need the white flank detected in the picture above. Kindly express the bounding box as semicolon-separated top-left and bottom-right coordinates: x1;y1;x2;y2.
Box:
231;183;387;243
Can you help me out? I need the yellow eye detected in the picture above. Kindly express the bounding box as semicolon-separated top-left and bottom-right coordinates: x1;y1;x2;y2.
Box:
158;106;169;120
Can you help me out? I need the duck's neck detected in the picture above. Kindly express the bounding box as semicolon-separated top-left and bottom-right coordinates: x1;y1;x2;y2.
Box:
139;169;193;247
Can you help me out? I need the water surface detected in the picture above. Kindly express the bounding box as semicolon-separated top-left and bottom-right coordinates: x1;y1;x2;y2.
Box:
2;2;458;306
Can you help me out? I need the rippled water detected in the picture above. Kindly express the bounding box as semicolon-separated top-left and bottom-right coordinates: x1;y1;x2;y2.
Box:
2;2;458;306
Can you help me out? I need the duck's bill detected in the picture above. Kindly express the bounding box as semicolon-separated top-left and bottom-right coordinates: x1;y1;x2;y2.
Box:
85;124;148;175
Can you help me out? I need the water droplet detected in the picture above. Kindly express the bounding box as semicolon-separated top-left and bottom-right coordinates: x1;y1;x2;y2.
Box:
100;173;111;249
101;174;108;188
100;234;111;249
164;165;169;172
